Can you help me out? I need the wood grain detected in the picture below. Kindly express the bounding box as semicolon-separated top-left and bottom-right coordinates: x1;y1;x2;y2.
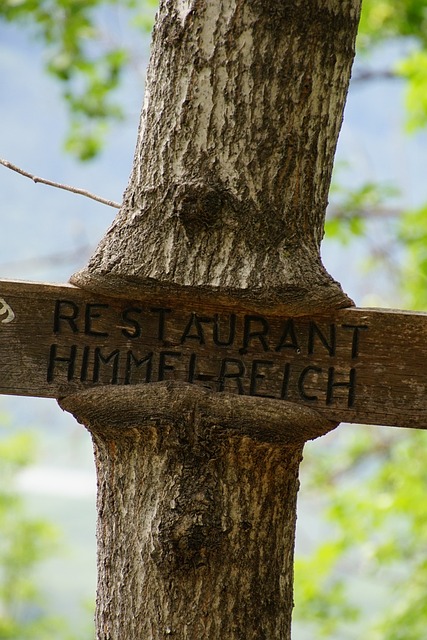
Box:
1;279;426;429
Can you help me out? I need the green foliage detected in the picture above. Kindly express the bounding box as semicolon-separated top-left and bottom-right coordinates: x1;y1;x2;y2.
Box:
359;0;427;47
326;179;398;245
397;204;427;308
358;1;427;133
325;0;427;305
295;428;427;639
0;0;157;160
398;50;427;131
298;6;427;635
358;0;427;45
0;418;81;639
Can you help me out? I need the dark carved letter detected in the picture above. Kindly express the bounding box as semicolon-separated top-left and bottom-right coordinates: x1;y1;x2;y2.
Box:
308;322;336;356
342;324;368;359
53;300;79;334
249;360;275;398
275;319;300;353
218;358;245;394
213;314;236;347
85;304;109;337
241;315;270;354
326;367;356;407
47;344;77;382
298;366;322;401
122;307;143;339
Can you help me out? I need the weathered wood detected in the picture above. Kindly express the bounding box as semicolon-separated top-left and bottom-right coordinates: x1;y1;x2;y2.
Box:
1;278;427;429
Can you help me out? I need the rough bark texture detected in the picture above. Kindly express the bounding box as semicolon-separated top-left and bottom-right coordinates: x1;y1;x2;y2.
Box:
71;0;360;316
61;383;337;639
62;1;362;637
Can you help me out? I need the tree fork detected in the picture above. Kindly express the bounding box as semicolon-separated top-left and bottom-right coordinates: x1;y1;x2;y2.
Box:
61;383;337;639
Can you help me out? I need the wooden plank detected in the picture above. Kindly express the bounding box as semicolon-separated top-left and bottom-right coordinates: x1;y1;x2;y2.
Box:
1;278;427;429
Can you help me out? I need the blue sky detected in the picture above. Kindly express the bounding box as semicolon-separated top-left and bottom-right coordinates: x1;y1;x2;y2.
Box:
0;21;142;282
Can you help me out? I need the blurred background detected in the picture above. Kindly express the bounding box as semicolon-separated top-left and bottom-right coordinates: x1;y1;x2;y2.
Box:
1;1;427;638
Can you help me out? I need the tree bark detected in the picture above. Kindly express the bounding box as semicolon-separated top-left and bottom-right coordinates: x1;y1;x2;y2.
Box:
61;383;337;639
71;0;360;316
62;0;362;637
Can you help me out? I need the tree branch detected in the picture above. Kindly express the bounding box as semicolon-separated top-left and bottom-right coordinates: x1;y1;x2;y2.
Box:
0;158;121;209
328;205;402;220
0;244;93;270
351;69;398;83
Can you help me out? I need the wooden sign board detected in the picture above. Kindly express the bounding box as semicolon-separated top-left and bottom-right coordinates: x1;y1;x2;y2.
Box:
1;279;427;429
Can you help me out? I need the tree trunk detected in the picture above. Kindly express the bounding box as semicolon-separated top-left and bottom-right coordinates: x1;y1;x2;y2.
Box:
71;0;360;316
61;384;336;638
62;0;362;638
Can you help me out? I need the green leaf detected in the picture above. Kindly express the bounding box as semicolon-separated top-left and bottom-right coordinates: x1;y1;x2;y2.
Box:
0;0;158;159
397;49;427;131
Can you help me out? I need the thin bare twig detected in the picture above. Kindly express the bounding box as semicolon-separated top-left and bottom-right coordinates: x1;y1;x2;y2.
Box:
0;158;121;209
